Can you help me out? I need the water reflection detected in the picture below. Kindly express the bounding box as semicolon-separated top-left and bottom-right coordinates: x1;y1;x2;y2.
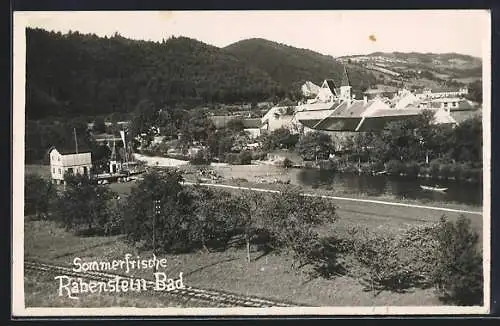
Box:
294;168;482;206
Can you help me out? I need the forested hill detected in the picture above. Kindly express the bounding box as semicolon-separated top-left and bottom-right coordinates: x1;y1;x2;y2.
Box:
223;38;377;92
26;29;379;120
26;28;283;119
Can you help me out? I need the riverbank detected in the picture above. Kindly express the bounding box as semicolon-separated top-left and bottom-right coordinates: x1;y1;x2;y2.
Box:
209;177;483;211
183;180;482;243
25;162;483;209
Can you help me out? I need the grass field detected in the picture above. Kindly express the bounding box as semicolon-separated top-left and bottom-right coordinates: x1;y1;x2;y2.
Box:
24;220;440;307
25;269;215;308
22;164;484;307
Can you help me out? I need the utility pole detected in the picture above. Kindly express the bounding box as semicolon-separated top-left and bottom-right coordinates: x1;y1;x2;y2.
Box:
153;199;161;274
74;128;79;154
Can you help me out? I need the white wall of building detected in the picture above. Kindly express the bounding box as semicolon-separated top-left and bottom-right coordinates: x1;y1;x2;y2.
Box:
49;149;92;182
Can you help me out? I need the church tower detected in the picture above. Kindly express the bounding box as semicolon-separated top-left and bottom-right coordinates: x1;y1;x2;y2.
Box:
340;66;352;102
109;140;120;174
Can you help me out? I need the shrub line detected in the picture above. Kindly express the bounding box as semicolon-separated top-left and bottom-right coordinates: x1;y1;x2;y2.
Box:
185;182;482;216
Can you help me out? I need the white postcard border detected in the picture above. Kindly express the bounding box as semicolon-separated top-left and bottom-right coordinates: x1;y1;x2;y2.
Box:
12;10;492;317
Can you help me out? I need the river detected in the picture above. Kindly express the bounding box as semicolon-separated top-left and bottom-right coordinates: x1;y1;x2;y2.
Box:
212;165;483;207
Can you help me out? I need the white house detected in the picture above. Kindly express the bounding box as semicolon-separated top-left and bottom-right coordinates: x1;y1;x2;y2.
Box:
416;87;469;99
49;147;92;184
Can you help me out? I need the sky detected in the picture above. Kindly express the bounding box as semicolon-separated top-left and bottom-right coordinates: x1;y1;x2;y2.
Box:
16;10;490;58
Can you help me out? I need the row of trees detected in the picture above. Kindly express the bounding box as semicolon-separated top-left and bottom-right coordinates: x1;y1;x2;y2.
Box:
257;112;482;173
25;170;483;305
333;111;481;165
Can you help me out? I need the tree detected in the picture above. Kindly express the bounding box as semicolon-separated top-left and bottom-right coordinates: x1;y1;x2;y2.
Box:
122;169;203;253
24;174;55;219
466;80;482;103
129;100;160;148
54;173;115;233
296;131;335;161
261;127;299;151
207;129;235;159
189;186;242;251
189;148;212;165
90;143;112;173
447;116;482;163
179;110;216;145
93;116;106;134
432;215;483;305
233;191;273;263
258;187;337;268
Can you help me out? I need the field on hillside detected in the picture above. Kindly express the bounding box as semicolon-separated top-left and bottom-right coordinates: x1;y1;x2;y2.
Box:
24;219;441;307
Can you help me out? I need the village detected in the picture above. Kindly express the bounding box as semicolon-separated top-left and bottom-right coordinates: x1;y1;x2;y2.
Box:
45;66;481;189
18;9;487;312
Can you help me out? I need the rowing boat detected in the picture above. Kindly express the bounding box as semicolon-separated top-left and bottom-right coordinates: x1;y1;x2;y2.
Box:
420;185;448;192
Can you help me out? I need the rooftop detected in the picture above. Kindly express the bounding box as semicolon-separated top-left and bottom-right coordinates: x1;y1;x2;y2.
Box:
241;118;262;129
341;66;352;87
49;146;92;156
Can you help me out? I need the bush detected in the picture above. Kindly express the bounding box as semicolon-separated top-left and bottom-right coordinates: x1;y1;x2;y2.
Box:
342;162;360;174
25;174;56;220
189;149;211;165
350;228;437;293
439;163;452;179
470;168;482;183
238;150;252;165
225;151;252;165
317;159;337;171
325;224;440;293
385;160;404;175
404;161;420;177
225;153;239;164
258;188;337;268
432;215;483;305
419;165;430;177
448;163;460;179
458;163;472;180
281;158;293;168
359;162;375;174
251;150;268;161
430;160;441;179
54;173;116;233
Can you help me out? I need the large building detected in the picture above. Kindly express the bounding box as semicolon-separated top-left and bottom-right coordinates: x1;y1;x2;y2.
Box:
293;67;442;137
49;147;92;184
260;106;299;134
416;87;469;99
259;67;478;144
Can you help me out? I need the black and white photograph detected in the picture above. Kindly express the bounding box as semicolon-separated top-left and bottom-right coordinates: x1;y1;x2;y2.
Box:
12;10;491;316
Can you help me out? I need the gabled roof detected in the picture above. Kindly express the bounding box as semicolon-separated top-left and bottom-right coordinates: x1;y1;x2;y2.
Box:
433;108;457;125
48;145;92;156
341;66;352;87
325;79;338;95
241;118;262;129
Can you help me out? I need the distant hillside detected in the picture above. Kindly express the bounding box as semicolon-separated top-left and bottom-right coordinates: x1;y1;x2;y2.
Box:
26;28;285;119
338;51;482;83
224;38;377;94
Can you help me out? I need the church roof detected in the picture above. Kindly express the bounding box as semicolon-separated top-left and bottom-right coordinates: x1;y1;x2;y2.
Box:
325;79;338;94
341;66;352;87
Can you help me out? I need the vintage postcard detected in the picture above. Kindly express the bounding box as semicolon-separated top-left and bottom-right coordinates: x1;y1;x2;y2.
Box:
12;10;491;316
